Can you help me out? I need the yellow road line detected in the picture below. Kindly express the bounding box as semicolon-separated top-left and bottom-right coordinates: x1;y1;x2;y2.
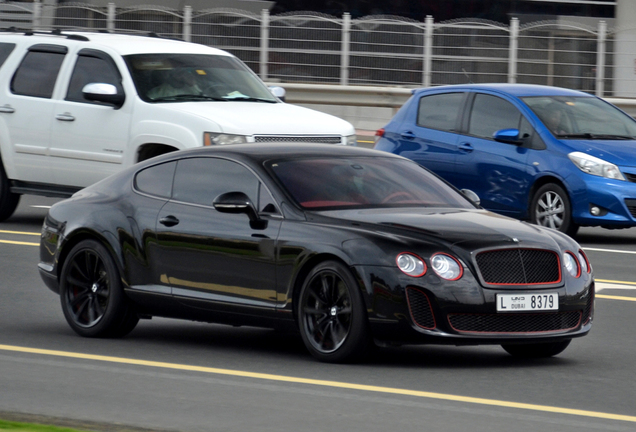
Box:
0;239;39;246
357;139;375;144
597;294;636;302
0;230;40;236
0;344;635;423
596;278;636;286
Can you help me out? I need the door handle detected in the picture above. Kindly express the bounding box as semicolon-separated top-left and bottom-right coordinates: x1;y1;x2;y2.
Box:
400;131;416;140
458;142;474;153
159;215;180;227
55;113;75;122
0;104;15;113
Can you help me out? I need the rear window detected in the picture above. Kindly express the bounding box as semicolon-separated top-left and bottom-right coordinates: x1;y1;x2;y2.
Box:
417;92;464;132
268;156;474;210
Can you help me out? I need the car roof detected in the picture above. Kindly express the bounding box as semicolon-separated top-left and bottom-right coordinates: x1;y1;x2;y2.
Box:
147;143;404;166
0;30;230;57
415;83;592;98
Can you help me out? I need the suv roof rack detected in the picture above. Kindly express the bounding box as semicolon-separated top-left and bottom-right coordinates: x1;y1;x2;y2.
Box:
1;27;90;41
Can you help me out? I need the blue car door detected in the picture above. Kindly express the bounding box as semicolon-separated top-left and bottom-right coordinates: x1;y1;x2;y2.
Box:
452;93;537;218
393;92;465;184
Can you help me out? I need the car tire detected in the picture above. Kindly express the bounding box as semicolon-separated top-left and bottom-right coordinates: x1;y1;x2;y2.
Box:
530;183;579;236
0;162;20;222
501;339;571;358
60;239;139;338
297;260;371;363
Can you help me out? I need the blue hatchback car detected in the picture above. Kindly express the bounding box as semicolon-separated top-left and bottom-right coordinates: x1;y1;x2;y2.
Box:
374;84;636;236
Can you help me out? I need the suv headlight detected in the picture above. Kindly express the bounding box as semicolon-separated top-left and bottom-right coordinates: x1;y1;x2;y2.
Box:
204;133;248;146
568;151;625;181
345;134;357;146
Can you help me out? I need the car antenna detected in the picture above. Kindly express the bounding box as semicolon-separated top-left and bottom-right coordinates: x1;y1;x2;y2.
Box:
462;68;474;84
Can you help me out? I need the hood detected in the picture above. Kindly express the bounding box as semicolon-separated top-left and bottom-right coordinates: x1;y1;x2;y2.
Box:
161;101;355;136
564;138;636;167
320;207;563;251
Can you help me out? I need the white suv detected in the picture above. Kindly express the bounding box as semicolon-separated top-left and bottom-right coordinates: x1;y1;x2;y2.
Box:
0;30;356;221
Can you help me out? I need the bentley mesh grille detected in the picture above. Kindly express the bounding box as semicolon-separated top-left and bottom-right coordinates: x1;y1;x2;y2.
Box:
405;287;436;329
583;284;595;325
475;248;561;285
254;136;342;144
448;311;582;334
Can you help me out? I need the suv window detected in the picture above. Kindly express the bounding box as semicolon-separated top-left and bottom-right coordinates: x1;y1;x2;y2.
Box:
134;161;177;198
469;94;521;139
11;48;66;98
172;158;260;208
66;52;122;104
0;43;16;68
417;93;463;132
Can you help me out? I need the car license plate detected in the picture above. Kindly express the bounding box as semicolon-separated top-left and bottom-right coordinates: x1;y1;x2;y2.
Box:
496;293;558;312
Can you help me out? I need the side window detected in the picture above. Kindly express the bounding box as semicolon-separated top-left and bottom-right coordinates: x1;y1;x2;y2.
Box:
11;48;66;98
134;161;177;198
172;158;259;207
66;53;122;103
417;92;463;132
0;43;16;68
469;94;521;139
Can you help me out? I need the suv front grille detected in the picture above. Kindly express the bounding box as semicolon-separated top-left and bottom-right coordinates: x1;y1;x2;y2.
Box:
475;248;561;286
254;136;342;144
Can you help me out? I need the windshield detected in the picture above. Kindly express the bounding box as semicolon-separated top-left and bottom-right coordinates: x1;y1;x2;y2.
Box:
522;96;636;139
125;53;278;103
268;157;475;210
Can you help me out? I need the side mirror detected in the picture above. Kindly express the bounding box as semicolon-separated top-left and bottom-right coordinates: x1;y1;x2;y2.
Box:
82;83;125;109
213;191;267;229
493;128;522;145
460;189;481;207
268;86;286;102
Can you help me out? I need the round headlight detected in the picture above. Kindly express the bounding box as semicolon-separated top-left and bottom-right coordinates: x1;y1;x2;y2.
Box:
431;253;463;281
396;253;426;277
578;250;590;274
564;252;580;278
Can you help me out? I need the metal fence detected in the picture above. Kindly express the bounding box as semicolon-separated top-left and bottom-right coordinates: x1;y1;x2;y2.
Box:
1;1;633;97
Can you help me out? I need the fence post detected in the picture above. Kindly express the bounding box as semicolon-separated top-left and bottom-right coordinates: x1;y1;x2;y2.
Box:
260;9;269;80
32;0;41;30
508;17;519;84
340;12;351;85
183;6;192;42
107;3;116;32
596;20;607;97
423;15;433;87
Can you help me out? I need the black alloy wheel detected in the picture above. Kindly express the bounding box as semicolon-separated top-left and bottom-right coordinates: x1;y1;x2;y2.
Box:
530;183;579;237
60;240;138;338
501;339;571;358
0;162;20;222
298;261;371;363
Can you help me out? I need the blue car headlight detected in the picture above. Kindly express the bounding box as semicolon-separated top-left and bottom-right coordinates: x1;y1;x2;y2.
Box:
568;151;625;181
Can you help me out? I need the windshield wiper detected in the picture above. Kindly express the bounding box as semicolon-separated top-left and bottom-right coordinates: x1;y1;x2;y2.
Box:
151;94;226;102
222;96;277;103
556;132;635;140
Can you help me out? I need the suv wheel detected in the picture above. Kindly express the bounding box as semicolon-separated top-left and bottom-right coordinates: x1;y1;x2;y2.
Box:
530;183;579;237
0;163;20;222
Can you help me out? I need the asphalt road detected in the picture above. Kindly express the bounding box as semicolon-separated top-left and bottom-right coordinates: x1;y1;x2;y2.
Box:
1;195;635;432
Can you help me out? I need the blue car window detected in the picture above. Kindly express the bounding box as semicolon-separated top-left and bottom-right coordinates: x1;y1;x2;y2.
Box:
417;92;463;131
469;94;521;139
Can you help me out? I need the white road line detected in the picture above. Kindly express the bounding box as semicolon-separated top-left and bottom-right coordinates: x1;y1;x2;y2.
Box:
30;205;52;209
584;247;636;255
596;282;636;291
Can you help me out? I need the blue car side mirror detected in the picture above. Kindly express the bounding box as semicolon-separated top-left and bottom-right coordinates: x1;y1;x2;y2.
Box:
493;128;522;145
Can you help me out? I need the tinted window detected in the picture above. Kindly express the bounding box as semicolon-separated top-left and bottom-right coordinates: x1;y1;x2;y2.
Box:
134;161;176;198
417;93;463;131
469;94;521;139
11;51;65;98
0;43;16;68
269;156;474;210
172;158;259;207
66;54;122;103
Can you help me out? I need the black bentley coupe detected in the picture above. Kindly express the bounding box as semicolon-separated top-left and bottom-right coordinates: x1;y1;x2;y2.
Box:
39;144;593;362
